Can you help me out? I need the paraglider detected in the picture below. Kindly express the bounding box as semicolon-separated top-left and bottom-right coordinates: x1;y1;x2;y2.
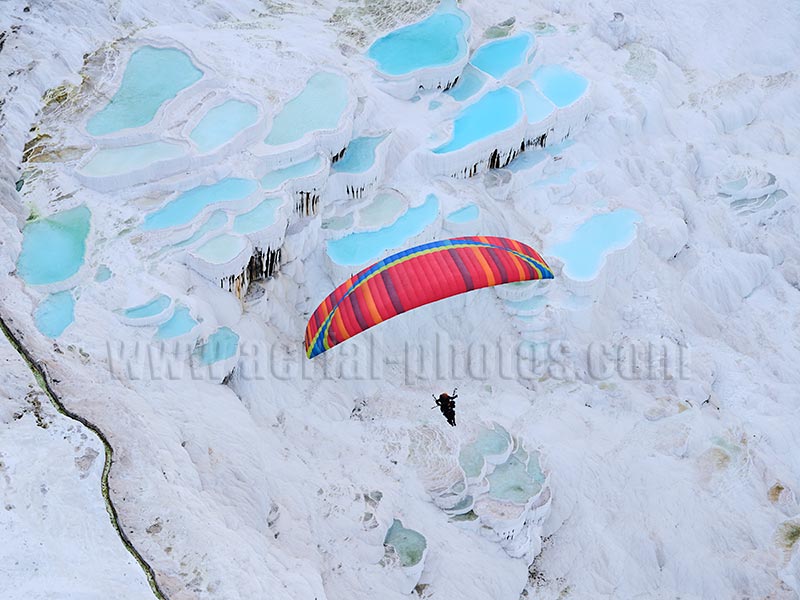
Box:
433;388;458;426
304;236;553;358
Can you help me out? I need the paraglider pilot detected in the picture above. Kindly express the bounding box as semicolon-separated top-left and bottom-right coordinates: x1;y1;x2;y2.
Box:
433;388;458;427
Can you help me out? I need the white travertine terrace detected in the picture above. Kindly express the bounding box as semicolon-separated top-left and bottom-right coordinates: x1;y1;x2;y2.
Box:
424;70;591;179
326;133;392;200
260;153;330;217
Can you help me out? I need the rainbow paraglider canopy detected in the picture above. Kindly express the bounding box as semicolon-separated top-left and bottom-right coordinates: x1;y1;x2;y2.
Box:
304;236;553;358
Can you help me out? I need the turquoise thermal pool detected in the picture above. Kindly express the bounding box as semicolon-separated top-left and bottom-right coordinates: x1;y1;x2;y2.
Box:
331;135;387;174
719;177;748;194
34;291;75;338
197;326;239;365
321;213;354;231
532;168;577;187
487;448;544;503
327;194;439;266
194;234;248;265
190;99;259;153
265;72;350;146
87;46;203;136
94;265;112;282
532;65;588;108
506;140;575;173
504;294;547;312
367;1;469;76
357;191;405;229
261;155;323;190
155;305;198;339
517;80;556;124
458;425;512;478
80;141;185;178
549;208;641;280
17;205;90;286
172;211;228;249
446;204;479;223
506;148;548;173
232;198;283;234
123;294;171;319
469;32;535;79
446;64;486;101
384;520;426;568
142;178;257;231
433;87;523;154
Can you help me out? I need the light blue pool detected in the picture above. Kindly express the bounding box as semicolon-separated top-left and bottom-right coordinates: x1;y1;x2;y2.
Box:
197;326;239;365
719;177;748;194
190;99;259;153
526;450;546;484
549;208;641;281
433;87;523;154
384;519;426;567
446;494;474;515
327;194;439;266
124;294;171;319
470;32;535;79
87;46;203;136
546;139;575;155
331;134;387;174
517;80;555;124
446;204;479;223
80;141;185;178
155;305;198;339
358;192;405;228
232;198;283;234
261;155;323;190
458;425;511;478
194;234;248;265
458;445;484;479
265;72;349;146
321;213;354;231
17;205;90;286
142;178;257;231
505;294;546;312
487;449;542;504
34;291;75;338
172;210;228;249
367;1;469;77
446;64;486;102
532;167;576;187
532;65;588;108
506;147;548;173
94;265;112;282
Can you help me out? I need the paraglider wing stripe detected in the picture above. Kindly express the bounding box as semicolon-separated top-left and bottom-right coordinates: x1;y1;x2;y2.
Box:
507;245;527;280
305;237;553;357
369;275;393;323
380;270;405;315
361;279;384;325
487;246;510;283
349;291;370;331
471;247;497;287
460;244;489;288
447;248;474;290
433;249;460;295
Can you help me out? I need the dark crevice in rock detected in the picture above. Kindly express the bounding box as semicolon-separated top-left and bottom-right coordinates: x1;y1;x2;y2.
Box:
0;313;169;600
